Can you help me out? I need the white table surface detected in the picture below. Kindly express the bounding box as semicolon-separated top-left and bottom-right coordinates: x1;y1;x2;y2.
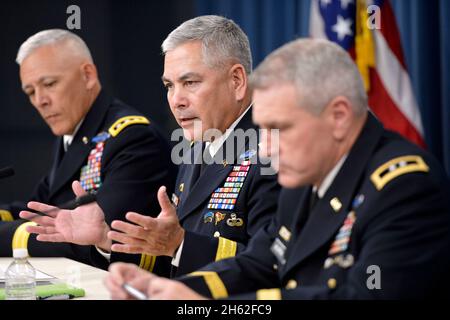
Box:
0;257;110;300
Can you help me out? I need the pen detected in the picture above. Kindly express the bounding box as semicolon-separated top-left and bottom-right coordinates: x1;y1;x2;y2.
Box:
40;294;72;300
122;283;148;300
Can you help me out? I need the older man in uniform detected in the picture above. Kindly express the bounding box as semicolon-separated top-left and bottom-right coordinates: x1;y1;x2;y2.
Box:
0;29;176;272
99;15;280;276
105;38;450;299
20;17;280;277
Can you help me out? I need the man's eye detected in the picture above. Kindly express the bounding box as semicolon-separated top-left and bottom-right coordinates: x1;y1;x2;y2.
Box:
185;81;198;87
164;83;173;90
44;81;56;87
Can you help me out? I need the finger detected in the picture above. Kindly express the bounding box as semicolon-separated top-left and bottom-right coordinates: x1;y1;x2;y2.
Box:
157;186;174;214
110;243;145;254
108;262;130;286
108;230;146;246
121;214;156;232
103;276;130;300
36;233;65;242
72;180;87;197
111;219;148;237
26;225;56;235
26;201;59;218
19;211;55;226
147;277;169;299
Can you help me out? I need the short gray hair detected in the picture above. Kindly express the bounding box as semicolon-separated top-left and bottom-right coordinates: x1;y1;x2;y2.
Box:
251;38;368;115
16;29;93;65
162;15;252;74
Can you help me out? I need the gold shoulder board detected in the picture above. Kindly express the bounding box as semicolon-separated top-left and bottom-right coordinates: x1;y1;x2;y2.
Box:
108;115;150;137
370;155;429;191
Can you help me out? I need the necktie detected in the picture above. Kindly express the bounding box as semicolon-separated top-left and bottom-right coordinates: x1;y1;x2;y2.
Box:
200;143;212;175
309;190;319;213
297;188;319;232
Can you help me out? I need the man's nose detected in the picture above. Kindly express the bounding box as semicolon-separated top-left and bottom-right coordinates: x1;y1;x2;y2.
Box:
34;88;50;108
169;87;187;109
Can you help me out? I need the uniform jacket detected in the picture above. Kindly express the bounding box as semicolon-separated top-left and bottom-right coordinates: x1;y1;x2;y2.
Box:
169;108;281;276
180;114;450;299
0;91;177;273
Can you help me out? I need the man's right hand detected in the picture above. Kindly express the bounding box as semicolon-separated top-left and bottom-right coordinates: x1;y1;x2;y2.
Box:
104;262;154;300
108;186;185;257
19;180;111;250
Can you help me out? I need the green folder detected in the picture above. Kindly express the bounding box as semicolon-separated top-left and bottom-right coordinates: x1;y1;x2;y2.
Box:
0;282;85;300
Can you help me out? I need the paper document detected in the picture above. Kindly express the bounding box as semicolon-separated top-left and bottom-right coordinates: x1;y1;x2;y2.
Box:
0;266;56;282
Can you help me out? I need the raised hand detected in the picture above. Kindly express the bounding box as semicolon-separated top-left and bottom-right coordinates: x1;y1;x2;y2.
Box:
108;186;185;257
19;180;111;250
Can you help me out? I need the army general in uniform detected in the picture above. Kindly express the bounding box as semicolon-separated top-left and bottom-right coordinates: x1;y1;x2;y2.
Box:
0;29;176;273
105;39;450;300
103;15;281;277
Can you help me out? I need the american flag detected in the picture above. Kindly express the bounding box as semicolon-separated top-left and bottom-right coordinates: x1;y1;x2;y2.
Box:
310;0;425;147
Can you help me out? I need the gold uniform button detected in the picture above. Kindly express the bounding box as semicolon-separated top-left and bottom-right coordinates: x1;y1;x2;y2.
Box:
327;278;337;289
213;231;221;238
285;279;297;289
273;264;278;270
82;136;89;144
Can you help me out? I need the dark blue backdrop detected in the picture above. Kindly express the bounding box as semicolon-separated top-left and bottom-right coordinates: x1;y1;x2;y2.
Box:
196;0;450;175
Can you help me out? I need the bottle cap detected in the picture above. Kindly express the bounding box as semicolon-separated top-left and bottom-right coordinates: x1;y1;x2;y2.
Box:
12;248;29;259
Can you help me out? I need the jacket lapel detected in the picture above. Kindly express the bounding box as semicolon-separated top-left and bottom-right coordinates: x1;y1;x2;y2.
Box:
282;114;384;275
49;92;111;198
178;108;256;221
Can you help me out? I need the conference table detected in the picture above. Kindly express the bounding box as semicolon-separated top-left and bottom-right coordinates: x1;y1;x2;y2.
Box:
0;257;110;300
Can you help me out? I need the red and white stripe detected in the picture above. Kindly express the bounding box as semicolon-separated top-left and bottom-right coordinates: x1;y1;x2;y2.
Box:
309;0;425;147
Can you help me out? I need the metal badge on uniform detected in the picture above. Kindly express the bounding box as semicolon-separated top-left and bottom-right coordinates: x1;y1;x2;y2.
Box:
203;211;214;223
278;226;291;242
270;238;287;265
330;197;342;212
226;213;243;227
179;183;184;192
171;193;179;207
214;212;226;225
324;254;354;269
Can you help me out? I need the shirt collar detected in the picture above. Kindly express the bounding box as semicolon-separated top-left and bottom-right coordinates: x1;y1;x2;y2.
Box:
63;119;84;151
206;104;252;158
313;154;348;198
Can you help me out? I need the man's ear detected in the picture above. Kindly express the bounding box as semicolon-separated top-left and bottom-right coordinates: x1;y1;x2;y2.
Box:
229;64;247;101
80;63;98;90
325;96;353;141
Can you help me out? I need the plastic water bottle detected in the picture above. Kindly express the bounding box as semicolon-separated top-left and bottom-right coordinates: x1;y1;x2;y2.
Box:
5;248;36;300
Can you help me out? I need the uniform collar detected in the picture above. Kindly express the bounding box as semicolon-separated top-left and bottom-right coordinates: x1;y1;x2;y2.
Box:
313;154;348;199
206;104;252;158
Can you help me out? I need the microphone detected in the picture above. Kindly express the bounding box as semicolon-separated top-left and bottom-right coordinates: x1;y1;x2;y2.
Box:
32;192;97;217
0;166;14;179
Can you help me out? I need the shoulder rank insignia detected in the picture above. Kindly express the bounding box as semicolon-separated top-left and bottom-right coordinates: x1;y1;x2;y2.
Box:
370;155;429;191
108;115;150;137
